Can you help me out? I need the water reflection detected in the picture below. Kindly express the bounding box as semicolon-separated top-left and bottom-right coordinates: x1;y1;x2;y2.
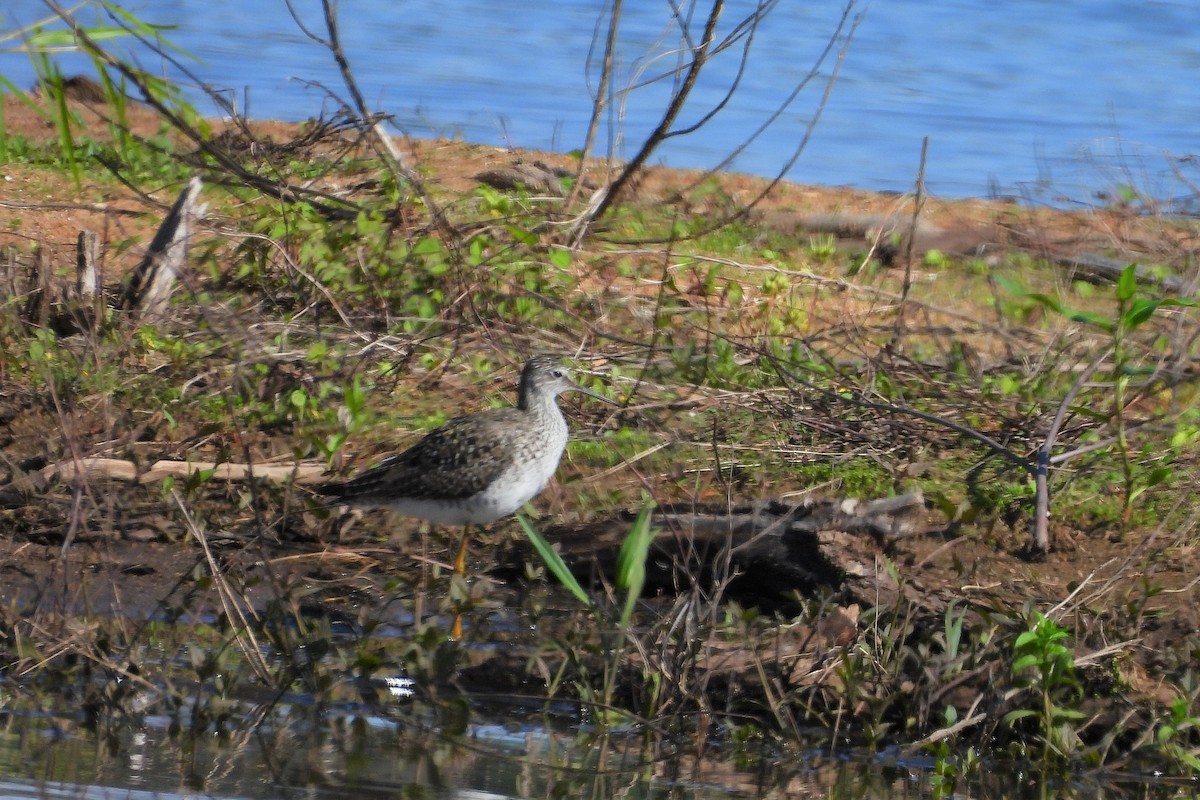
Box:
0;702;1195;800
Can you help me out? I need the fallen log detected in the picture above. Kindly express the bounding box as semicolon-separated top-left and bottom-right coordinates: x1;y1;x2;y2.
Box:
1054;251;1189;294
525;492;932;612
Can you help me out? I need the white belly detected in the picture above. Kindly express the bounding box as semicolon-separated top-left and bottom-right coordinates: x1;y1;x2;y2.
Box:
384;447;564;525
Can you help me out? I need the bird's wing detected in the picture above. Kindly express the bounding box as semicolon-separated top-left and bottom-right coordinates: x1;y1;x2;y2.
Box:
320;411;522;503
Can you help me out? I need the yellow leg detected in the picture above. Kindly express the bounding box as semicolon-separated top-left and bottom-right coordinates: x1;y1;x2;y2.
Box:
454;528;469;577
451;527;470;639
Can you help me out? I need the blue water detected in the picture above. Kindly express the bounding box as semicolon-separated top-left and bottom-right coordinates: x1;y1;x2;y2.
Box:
1;0;1197;201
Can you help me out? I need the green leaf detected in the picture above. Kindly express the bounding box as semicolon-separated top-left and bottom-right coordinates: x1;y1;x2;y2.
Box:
19;29;83;50
1065;308;1115;332
1124;297;1162;329
616;502;656;628
1049;706;1086;721
345;375;366;415
411;236;443;256
1011;654;1041;673
1158;297;1200;310
306;341;328;362
1024;292;1064;314
518;514;591;607
549;248;572;270
994;275;1029;297
1069;404;1112;422
505;225;538;245
995;375;1021;396
943;604;963;657
1116;263;1138;302
1179;752;1200;772
0;74;52;120
1144;465;1173;488
1013;629;1039;649
323;433;347;458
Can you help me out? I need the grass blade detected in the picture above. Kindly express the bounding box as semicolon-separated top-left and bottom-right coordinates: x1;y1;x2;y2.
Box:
518;513;591;607
616;502;655;629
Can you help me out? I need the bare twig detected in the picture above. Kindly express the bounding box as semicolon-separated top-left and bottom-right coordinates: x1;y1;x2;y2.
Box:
41;0;361;218
889;135;930;351
1031;349;1112;553
298;0;459;245
564;0;623;212
586;0;726;223
173;489;273;683
579;4;861;245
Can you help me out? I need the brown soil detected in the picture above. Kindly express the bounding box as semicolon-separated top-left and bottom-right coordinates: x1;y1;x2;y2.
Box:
1;90;1198;712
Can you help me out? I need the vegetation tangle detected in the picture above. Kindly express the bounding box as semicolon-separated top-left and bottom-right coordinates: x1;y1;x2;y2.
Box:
0;0;1199;796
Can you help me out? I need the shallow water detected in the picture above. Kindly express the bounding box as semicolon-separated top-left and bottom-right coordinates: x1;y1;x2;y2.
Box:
0;680;1196;800
0;698;890;800
1;0;1197;201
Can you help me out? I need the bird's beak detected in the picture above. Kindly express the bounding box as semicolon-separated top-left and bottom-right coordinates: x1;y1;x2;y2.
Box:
574;383;619;406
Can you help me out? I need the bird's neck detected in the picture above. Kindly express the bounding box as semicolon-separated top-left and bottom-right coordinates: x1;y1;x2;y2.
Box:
519;392;561;419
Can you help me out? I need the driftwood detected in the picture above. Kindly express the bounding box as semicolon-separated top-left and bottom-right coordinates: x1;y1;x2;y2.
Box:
475;160;591;198
119;176;206;315
1055;251;1189;294
40;457;325;485
534;492;930;612
469;493;935;698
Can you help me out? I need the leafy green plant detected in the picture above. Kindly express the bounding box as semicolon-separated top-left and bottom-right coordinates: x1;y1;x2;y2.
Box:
1147;690;1200;772
928;738;979;799
1028;267;1193;515
1003;610;1084;762
806;233;837;263
613;503;655;630
519;513;591;607
318;374;369;461
922;248;950;269
831;562;917;748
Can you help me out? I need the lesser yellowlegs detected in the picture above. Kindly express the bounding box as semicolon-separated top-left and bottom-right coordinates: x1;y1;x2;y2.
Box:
318;356;611;635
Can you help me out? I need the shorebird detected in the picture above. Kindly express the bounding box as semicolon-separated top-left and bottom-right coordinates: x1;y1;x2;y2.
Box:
317;356;612;636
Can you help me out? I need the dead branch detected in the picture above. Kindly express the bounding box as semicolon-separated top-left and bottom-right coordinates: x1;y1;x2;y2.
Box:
40;457;326;485
41;0;362;219
1031;350;1111;554
584;1;725;224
